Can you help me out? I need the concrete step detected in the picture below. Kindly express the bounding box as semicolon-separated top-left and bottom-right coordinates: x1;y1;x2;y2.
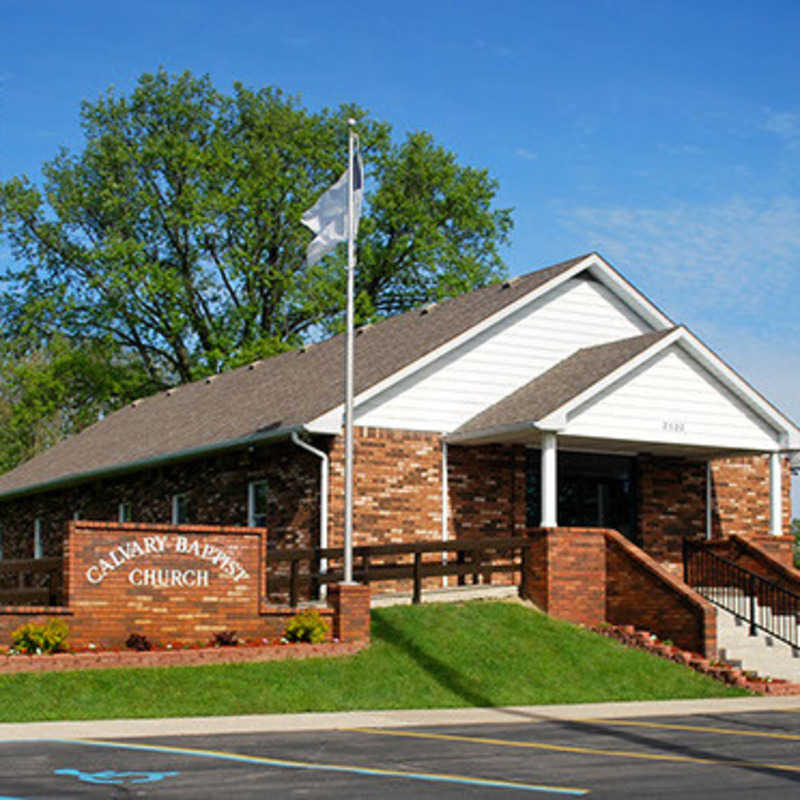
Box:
715;605;800;682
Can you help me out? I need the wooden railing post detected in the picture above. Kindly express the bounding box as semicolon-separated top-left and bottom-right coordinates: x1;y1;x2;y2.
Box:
413;552;422;604
520;546;529;599
289;558;299;607
362;551;371;585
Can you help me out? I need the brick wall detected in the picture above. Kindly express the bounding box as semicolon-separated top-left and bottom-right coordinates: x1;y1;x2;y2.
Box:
710;455;792;539
703;535;800;595
637;456;706;564
0;522;369;648
329;427;442;548
0;440;322;560
523;527;716;656
448;443;526;539
605;530;716;655
523;527;606;626
637;454;791;567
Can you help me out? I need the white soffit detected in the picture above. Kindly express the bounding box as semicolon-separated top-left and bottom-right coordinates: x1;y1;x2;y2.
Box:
307;253;674;433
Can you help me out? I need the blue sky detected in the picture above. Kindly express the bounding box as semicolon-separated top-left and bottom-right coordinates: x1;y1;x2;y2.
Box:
2;0;799;510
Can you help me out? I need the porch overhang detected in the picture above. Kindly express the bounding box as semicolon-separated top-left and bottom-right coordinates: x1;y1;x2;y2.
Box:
445;425;778;461
447;326;800;457
446;326;800;536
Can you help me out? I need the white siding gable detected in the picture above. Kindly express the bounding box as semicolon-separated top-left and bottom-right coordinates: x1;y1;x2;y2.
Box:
564;344;780;450
354;276;656;433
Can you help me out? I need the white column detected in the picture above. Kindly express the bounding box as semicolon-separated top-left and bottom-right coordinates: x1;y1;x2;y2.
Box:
769;451;783;536
540;432;558;528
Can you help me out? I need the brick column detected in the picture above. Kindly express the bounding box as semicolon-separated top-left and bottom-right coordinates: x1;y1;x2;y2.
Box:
523;528;606;626
327;583;371;642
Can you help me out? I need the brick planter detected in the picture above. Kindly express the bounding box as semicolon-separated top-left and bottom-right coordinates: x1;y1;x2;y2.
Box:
0;640;368;674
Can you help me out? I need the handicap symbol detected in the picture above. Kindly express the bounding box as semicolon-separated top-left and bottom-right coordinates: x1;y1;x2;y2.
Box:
54;768;179;785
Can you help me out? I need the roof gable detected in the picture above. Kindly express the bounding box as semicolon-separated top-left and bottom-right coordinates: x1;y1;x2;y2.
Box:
309;252;674;430
451;326;800;451
452;330;674;438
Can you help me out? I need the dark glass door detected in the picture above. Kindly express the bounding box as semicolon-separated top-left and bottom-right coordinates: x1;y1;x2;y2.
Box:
526;450;639;543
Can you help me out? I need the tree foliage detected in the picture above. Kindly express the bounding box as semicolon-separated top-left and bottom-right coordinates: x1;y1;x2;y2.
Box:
0;68;512;468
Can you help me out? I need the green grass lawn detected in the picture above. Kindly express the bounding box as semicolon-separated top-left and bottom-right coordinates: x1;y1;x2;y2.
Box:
0;601;745;722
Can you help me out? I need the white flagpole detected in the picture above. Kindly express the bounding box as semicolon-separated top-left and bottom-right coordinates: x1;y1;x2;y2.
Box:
343;119;356;584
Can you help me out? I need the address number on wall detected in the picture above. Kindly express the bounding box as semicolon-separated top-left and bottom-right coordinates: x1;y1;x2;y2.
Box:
662;420;686;433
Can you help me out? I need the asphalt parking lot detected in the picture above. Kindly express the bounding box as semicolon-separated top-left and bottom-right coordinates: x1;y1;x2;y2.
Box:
2;706;800;799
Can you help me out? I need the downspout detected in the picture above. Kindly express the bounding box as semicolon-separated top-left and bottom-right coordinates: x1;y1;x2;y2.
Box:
291;432;329;598
706;461;712;541
441;436;449;588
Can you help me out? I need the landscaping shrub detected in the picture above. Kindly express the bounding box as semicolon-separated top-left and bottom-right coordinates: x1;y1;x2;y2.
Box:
212;630;238;647
125;633;152;652
284;609;329;643
11;619;70;654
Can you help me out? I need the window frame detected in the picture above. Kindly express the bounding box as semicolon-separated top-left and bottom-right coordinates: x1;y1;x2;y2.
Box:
171;494;189;525
247;480;269;528
118;502;132;523
33;517;43;559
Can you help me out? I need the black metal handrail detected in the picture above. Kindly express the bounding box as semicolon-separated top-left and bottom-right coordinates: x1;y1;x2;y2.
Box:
268;536;530;606
683;540;800;649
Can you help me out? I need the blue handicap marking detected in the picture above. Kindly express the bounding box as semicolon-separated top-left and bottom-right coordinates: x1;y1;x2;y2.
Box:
54;768;179;785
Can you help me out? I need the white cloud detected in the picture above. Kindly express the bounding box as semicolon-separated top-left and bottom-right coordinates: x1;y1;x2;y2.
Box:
515;148;538;161
762;110;800;142
561;196;800;315
560;196;800;516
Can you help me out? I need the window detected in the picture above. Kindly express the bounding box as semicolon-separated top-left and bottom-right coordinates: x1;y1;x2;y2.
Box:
73;510;81;521
248;481;269;527
118;502;132;523
172;494;189;525
33;518;43;559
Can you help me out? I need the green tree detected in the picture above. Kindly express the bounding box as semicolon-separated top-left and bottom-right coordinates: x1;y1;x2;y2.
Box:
0;69;512;391
792;518;800;568
0;336;145;473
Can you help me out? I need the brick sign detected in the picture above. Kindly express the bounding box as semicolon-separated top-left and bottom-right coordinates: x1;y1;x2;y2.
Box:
63;521;269;646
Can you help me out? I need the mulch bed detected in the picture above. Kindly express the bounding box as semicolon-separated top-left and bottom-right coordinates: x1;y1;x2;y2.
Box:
0;640;368;674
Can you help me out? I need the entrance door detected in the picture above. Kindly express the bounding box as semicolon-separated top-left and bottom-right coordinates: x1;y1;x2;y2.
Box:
526;450;639;543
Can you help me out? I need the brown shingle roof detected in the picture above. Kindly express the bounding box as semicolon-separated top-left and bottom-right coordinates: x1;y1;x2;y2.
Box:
455;329;676;436
0;254;591;497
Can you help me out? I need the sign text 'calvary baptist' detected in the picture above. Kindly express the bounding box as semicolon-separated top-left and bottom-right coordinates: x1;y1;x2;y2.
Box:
84;535;251;587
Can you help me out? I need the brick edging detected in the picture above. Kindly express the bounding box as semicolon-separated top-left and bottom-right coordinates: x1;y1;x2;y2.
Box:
595;624;800;696
0;641;368;674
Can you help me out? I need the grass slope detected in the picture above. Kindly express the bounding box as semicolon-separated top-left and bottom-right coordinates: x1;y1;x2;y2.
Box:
0;602;745;722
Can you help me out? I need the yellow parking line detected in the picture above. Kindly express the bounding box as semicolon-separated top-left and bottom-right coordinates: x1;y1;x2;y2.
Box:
345;727;800;774
59;738;590;795
570;718;800;742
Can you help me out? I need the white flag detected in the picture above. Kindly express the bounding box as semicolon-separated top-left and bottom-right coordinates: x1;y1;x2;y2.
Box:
301;142;363;266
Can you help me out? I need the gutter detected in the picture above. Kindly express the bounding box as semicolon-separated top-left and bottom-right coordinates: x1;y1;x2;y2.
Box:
446;421;543;445
0;425;305;503
290;432;330;597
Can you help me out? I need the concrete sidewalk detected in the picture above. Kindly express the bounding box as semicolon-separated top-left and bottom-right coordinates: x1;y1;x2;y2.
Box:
1;695;799;741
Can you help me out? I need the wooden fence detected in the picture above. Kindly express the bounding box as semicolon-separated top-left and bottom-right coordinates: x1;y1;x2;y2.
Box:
0;557;64;606
267;536;530;606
